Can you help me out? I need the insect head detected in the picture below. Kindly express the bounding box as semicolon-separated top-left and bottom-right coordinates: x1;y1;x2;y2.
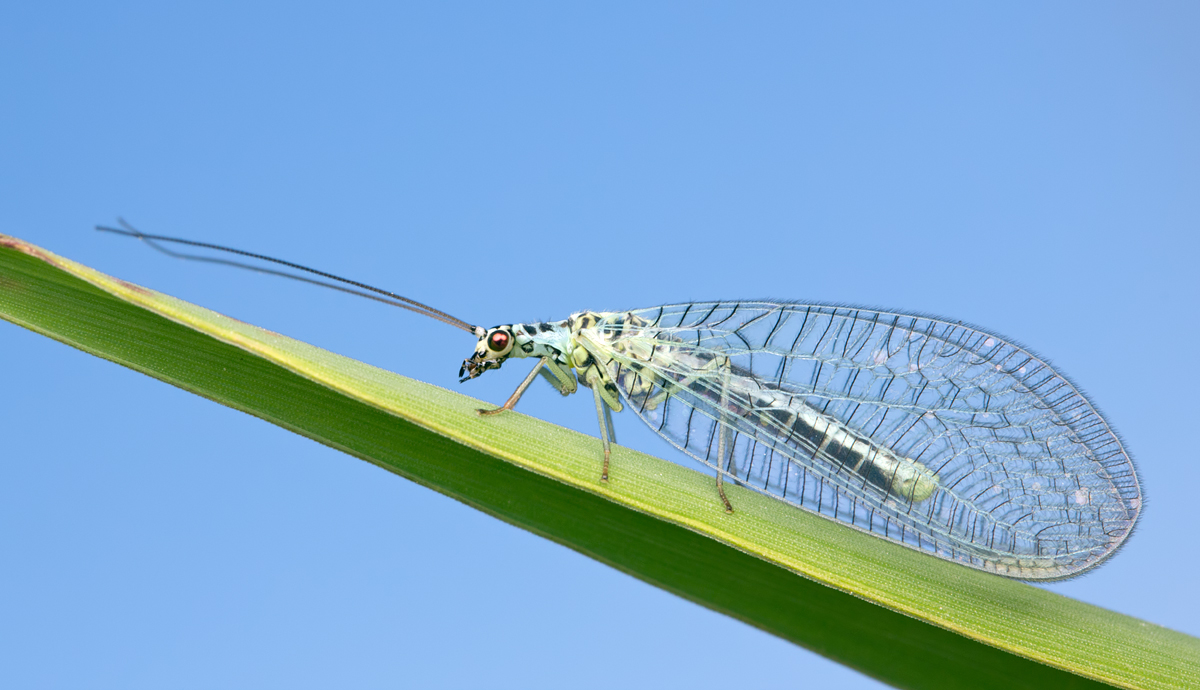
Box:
459;325;517;381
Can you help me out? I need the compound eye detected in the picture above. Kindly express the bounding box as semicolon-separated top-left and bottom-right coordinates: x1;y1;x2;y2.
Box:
486;329;512;355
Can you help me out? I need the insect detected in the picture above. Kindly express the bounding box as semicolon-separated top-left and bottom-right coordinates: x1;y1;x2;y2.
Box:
98;221;1142;580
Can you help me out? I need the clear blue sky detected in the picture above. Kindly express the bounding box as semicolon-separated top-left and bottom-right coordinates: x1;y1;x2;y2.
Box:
2;3;1197;688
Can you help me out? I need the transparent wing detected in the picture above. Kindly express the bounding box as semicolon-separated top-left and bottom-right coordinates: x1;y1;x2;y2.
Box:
583;302;1141;579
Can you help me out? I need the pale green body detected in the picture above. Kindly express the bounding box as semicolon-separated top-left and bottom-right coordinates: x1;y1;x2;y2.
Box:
467;310;937;504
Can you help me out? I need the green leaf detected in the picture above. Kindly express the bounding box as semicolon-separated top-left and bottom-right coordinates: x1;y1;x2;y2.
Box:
2;234;1197;690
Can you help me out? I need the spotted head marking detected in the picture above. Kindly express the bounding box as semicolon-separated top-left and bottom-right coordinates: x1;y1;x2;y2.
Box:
459;325;519;381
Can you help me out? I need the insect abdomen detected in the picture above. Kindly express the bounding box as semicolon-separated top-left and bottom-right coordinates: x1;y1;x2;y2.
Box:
759;400;938;502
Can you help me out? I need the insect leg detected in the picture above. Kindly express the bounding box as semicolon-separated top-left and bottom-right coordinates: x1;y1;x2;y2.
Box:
591;385;615;482
478;358;547;416
540;358;578;395
715;357;735;514
603;401;617;445
715;427;735;514
643;354;719;410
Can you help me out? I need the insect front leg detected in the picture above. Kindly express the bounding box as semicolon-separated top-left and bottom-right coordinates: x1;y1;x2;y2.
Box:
477;357;551;416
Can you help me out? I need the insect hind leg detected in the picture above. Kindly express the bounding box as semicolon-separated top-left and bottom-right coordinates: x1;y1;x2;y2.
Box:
637;353;737;512
591;385;616;483
715;357;735;514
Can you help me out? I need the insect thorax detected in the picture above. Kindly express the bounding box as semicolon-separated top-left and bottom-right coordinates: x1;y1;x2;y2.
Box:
507;311;652;366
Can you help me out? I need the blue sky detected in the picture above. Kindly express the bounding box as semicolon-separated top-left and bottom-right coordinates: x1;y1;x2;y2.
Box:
2;3;1198;688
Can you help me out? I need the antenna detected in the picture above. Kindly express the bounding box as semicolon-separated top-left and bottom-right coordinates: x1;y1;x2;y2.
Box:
96;219;481;336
